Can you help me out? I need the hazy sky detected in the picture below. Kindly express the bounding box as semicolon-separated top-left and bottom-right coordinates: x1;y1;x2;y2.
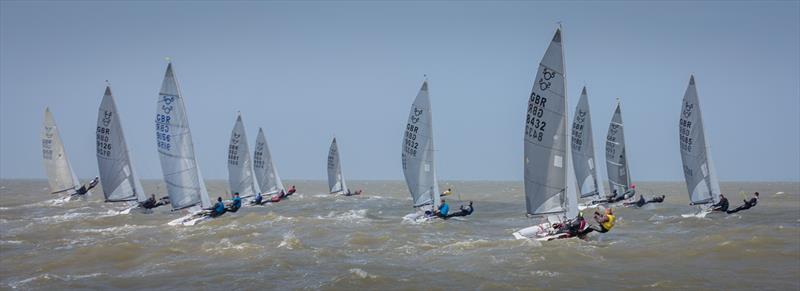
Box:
1;1;798;181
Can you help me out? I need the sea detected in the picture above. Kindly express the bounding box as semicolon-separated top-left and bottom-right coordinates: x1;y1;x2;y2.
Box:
1;180;798;290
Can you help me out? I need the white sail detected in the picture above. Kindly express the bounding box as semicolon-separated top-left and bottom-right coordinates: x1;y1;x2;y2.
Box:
155;63;211;210
402;80;440;210
605;101;632;197
679;75;721;204
523;28;573;218
96;86;146;202
571;87;600;199
327;137;348;194
254;128;285;195
41;108;82;195
227;114;261;199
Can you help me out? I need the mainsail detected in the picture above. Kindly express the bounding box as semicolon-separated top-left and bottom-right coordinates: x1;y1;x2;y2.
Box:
571;87;600;199
41;108;82;195
96;86;146;202
254;128;285;195
227;114;261;199
155;63;211;211
327;137;348;194
402;80;440;210
605;101;632;197
679;75;720;205
523;28;578;219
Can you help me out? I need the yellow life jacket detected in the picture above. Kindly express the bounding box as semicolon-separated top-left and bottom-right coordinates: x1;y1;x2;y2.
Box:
601;214;616;231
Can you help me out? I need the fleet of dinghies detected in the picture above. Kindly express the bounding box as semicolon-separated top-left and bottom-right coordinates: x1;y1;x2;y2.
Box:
39;25;750;235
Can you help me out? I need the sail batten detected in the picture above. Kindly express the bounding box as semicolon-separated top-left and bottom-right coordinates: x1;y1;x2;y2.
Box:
155;63;211;210
42;108;82;196
402;80;440;210
96;86;146;202
254;128;285;195
327;138;348;194
679;75;720;204
227;114;260;199
523;27;577;218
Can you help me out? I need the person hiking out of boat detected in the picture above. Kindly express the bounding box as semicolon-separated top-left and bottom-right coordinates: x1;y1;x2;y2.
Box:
623;194;647;207
270;190;284;203
442;188;453;197
345;189;362;196
208;197;226;217
73;176;99;196
606;184;635;203
226;193;242;212
579;208;616;235
622;184;637;199
727;192;759;214
647;195;665;203
710;194;729;212
446;201;474;218
286;185;297;197
252;192;264;205
141;194;158;209
434;198;449;218
555;212;586;236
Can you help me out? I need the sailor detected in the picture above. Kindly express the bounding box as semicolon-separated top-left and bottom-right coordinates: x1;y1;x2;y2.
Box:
226;193;242;212
344;189;362;196
623;194;647;207
579;208;616;235
209;197;226;217
141;194;158;209
73;176;100;196
446;201;474;218
441;188;453;197
622;184;637;199
435;198;449;218
555;212;586;236
647;195;665;203
252;192;264;205
271;191;284;202
710;194;729;212
727;192;759;214
286;185;297;196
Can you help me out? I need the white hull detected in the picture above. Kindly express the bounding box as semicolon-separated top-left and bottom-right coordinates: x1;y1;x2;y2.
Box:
168;210;211;226
681;206;717;218
402;211;434;223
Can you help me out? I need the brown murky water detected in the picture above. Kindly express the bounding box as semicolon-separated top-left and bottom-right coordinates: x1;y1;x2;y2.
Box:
1;180;798;290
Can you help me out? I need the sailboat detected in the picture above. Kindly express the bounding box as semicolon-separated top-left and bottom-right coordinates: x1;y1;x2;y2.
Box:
155;63;213;226
96;85;148;212
401;80;441;222
227;113;261;201
327;137;349;195
605;100;632;203
679;75;721;217
571;87;604;209
512;27;581;241
254;127;286;198
41;107;87;201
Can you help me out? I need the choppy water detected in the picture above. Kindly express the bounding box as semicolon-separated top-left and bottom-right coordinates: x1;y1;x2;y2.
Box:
0;180;798;290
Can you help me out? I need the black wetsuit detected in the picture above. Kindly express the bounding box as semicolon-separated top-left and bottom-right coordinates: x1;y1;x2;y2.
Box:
727;197;757;214
446;204;474;218
73;178;99;196
141;198;157;209
647;195;665;203
711;197;729;212
625;195;646;207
